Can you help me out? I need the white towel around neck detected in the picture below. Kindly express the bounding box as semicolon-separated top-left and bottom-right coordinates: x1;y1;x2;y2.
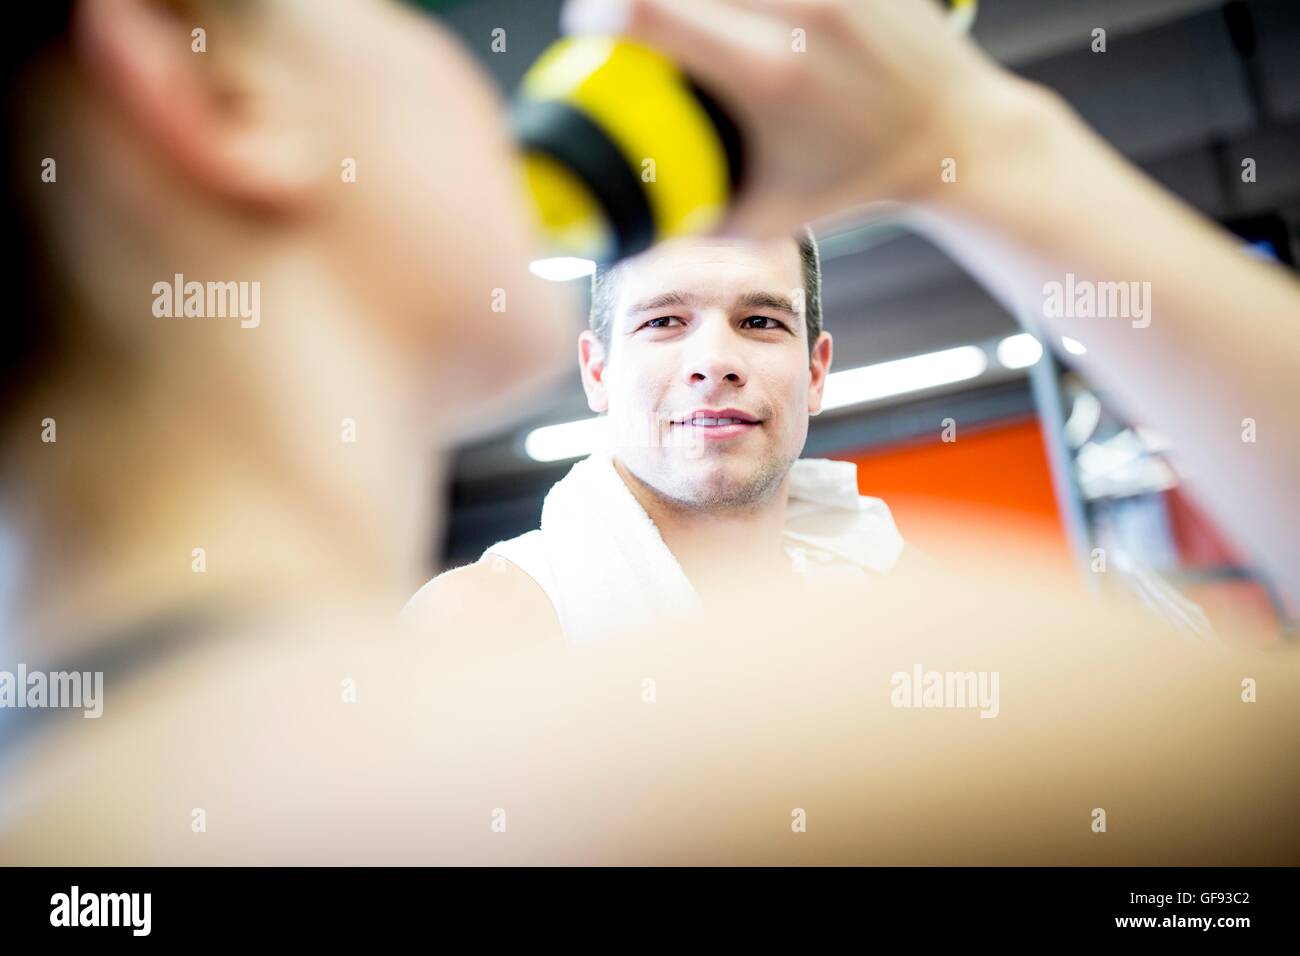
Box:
482;451;904;644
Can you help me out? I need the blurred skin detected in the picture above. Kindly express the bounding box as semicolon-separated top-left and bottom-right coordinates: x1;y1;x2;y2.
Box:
5;540;1300;864
3;0;1300;866
1;0;574;664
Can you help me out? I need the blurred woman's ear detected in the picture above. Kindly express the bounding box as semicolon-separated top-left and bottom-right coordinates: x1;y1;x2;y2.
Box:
72;0;328;211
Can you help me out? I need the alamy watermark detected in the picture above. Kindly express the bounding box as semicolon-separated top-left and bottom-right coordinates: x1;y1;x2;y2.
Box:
0;665;103;718
1043;273;1151;329
50;886;150;936
152;273;261;329
890;664;1000;718
609;411;709;459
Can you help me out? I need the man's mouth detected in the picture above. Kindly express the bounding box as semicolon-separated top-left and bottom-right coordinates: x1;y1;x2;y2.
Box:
667;409;762;438
674;416;755;426
669;407;760;425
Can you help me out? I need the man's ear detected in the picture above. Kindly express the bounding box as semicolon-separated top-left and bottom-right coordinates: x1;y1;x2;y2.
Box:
72;0;327;210
807;331;833;415
578;330;610;413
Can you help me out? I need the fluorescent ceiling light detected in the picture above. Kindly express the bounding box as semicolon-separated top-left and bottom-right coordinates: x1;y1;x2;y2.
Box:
1061;335;1087;356
529;257;597;282
524;416;609;463
996;332;1043;370
821;345;988;411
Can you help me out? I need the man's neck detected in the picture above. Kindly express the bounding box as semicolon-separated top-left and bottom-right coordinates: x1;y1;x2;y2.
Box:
611;456;798;599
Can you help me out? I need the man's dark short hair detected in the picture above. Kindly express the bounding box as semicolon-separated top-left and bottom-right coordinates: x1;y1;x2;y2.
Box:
588;227;823;356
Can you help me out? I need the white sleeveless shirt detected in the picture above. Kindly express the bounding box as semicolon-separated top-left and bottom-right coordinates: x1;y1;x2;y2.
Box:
477;453;905;645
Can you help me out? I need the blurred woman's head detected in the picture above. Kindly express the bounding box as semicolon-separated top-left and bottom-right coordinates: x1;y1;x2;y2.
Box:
3;0;571;454
0;0;576;635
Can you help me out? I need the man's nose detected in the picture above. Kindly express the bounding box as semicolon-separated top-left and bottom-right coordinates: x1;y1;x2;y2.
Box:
685;316;748;388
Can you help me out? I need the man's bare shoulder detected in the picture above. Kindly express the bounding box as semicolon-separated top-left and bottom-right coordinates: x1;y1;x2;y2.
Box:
405;555;562;645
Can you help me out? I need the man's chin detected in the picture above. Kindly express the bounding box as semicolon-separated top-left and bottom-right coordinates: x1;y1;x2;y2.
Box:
666;456;779;508
618;448;790;510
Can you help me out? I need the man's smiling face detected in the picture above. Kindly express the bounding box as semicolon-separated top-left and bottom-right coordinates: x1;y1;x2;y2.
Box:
579;238;833;510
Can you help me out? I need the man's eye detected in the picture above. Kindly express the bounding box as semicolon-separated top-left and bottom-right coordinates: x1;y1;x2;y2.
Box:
743;316;784;330
642;316;682;329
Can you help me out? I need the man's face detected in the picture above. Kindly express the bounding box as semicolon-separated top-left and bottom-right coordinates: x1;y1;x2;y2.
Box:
579;238;832;509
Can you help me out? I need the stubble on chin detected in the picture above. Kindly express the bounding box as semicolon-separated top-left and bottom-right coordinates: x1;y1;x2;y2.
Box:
638;449;794;512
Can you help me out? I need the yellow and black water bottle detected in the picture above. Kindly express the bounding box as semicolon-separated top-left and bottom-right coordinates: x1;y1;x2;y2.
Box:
513;0;978;263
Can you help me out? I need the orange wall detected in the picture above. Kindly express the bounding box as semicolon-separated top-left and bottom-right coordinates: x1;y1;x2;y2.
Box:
834;416;1072;564
835;417;1287;635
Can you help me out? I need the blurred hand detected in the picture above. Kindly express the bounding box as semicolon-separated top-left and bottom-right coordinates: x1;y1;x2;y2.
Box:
562;0;1020;236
